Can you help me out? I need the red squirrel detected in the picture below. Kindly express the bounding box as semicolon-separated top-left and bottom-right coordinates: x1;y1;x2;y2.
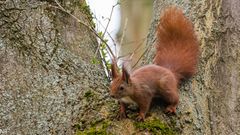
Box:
110;6;199;121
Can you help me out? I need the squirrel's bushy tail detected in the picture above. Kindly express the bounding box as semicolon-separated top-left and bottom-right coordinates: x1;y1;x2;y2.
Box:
154;6;199;80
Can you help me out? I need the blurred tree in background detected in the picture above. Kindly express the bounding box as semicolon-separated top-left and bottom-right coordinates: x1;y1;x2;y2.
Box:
117;0;153;68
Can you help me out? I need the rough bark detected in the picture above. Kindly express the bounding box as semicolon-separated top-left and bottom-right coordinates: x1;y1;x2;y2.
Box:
0;0;110;134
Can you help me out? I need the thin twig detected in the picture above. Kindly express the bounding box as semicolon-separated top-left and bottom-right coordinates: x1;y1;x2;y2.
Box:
132;40;154;69
94;15;118;57
131;47;149;68
119;18;128;47
117;37;146;59
97;19;118;48
121;37;146;46
93;21;118;58
103;3;119;36
118;18;128;57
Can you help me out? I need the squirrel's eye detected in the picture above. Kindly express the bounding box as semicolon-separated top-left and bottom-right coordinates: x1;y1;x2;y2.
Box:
119;86;124;91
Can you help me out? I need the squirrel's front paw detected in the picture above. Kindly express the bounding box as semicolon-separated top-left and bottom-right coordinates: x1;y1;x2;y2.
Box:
117;112;128;120
136;116;144;122
136;113;145;122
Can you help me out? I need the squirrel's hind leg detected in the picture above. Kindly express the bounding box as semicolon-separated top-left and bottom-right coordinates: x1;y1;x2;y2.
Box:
157;75;179;114
164;105;177;114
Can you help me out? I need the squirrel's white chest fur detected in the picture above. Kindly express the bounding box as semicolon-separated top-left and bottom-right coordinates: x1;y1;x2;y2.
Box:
120;96;137;105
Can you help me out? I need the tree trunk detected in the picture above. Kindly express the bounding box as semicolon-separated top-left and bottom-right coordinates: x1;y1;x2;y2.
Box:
0;0;109;134
145;0;240;134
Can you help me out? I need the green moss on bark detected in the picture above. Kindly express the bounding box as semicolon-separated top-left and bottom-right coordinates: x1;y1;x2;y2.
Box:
76;120;112;135
134;118;177;135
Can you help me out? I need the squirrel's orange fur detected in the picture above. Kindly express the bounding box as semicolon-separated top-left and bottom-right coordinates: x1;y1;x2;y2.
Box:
110;6;199;121
154;6;199;81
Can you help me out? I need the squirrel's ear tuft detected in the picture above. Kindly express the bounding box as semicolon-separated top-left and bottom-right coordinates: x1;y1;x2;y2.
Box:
111;59;119;79
122;64;130;84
